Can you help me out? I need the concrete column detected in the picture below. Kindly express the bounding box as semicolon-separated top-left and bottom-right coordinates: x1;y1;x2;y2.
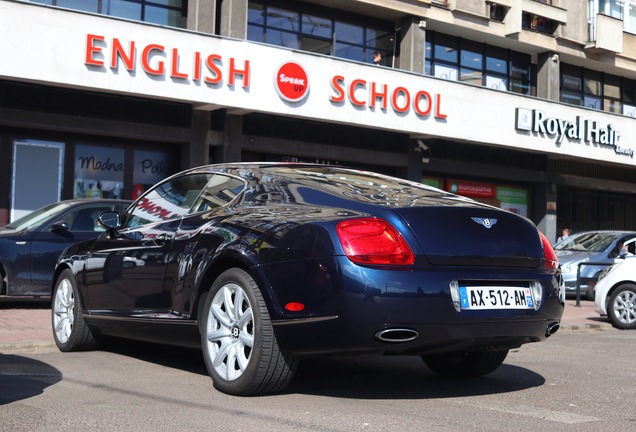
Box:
219;0;248;39
212;114;243;163
187;0;216;34
535;159;558;243
189;110;212;168
537;51;561;101
398;16;426;74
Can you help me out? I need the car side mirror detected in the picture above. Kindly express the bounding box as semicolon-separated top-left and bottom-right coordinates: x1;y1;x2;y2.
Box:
50;221;69;233
98;211;121;230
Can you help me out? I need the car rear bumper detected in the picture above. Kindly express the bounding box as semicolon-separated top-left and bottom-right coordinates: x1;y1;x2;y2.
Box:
257;257;565;356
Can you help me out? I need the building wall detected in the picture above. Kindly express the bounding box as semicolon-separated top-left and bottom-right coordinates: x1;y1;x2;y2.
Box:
1;0;635;242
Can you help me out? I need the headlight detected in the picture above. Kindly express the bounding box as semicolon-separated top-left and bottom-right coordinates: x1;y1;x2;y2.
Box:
597;264;616;282
563;257;589;273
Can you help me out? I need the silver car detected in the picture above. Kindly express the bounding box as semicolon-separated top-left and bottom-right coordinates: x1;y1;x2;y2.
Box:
555;231;636;300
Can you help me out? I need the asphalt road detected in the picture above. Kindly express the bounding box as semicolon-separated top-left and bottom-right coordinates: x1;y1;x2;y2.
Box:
1;329;634;432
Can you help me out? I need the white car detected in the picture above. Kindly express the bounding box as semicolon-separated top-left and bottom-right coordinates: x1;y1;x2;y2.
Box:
595;256;636;329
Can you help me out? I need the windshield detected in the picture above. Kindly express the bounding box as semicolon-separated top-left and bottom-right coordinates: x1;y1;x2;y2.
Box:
3;202;72;231
554;232;620;253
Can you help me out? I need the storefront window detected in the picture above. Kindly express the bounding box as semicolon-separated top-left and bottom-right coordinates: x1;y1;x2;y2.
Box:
560;64;635;115
302;14;331;38
426;31;532;95
248;0;395;65
30;0;185;28
132;150;179;200
57;0;98;12
496;186;528;217
74;145;124;200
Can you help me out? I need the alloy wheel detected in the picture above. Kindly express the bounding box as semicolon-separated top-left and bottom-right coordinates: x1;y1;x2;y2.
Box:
53;278;75;344
204;282;254;381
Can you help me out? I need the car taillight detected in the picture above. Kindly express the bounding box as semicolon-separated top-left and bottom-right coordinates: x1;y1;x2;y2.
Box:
539;231;559;270
336;218;414;265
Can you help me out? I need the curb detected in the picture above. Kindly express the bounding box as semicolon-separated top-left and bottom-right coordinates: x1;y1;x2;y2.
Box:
0;341;57;352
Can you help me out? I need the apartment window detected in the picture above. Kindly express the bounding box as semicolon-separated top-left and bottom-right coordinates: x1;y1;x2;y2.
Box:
425;31;533;95
622;80;636;117
489;4;507;21
588;0;636;35
560;64;636;116
522;12;558;34
30;0;186;27
248;0;395;65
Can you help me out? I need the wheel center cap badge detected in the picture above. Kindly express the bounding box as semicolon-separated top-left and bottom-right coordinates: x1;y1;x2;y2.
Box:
275;61;310;103
471;217;497;229
231;326;240;338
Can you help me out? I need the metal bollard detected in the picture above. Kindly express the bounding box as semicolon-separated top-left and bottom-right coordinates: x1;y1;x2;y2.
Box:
575;264;581;307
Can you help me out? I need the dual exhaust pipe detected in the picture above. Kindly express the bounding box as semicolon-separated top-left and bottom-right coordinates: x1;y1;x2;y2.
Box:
374;321;561;344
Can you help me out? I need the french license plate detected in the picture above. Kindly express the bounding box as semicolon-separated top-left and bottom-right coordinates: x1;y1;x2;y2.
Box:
459;286;535;310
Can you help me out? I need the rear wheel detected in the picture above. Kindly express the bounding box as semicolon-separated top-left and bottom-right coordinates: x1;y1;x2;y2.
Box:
422;350;508;377
607;284;636;329
52;269;99;351
199;268;297;396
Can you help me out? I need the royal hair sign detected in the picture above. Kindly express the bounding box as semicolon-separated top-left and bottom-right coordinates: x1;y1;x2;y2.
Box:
516;108;633;158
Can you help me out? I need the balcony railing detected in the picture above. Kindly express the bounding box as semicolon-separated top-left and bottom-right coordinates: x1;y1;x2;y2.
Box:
431;0;449;8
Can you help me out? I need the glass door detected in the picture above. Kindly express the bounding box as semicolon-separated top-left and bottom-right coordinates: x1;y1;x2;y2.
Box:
11;139;65;221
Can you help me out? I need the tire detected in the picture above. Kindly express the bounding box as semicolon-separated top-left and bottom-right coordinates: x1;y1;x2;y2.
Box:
52;269;99;352
607;284;636;330
199;268;297;396
422;350;508;378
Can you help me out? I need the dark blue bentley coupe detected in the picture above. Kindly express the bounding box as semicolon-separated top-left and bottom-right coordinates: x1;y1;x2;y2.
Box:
51;163;564;396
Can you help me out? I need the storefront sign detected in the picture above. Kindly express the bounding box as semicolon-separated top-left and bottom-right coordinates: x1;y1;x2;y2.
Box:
516;108;633;157
84;33;447;121
275;62;309;103
329;76;447;118
447;180;495;198
85;34;251;87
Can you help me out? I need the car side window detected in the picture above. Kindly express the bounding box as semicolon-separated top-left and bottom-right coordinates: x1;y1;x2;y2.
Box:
68;206;120;232
124;173;213;229
191;174;245;213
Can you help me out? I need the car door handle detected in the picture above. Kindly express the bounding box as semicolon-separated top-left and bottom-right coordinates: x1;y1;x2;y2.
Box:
155;234;172;244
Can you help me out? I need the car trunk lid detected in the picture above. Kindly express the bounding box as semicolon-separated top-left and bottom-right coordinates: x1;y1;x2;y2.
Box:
396;206;543;268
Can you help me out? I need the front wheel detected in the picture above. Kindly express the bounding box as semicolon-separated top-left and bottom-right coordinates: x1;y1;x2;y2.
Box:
607;284;636;329
52;269;99;351
422;350;508;378
199;268;297;396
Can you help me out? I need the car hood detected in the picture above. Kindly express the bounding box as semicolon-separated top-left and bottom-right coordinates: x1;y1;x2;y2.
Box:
555;250;596;264
0;227;23;239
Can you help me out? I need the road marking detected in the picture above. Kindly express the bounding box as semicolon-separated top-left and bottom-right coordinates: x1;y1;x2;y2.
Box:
450;399;601;424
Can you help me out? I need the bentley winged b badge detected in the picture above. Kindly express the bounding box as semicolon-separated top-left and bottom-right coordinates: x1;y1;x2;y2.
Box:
471;217;497;229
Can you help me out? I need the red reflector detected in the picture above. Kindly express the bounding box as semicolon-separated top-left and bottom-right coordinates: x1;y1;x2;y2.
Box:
285;302;305;312
336;218;414;265
539;231;559;269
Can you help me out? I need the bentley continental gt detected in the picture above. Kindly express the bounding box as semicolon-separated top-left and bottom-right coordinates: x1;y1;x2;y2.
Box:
51;163;564;395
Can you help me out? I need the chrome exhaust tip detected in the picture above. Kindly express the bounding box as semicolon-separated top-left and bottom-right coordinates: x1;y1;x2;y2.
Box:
546;322;560;337
374;328;419;343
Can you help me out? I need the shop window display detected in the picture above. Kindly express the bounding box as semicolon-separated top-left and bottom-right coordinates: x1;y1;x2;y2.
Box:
74;145;124;200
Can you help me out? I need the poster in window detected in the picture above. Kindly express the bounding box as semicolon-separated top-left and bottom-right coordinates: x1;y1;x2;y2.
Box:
132;150;178;199
496;186;528;217
74;145;125;199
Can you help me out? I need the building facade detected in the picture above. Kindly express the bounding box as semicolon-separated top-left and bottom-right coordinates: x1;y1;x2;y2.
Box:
1;0;635;241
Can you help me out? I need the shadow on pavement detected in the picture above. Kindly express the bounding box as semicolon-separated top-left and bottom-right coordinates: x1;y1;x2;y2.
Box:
287;355;545;399
0;354;62;405
97;338;544;399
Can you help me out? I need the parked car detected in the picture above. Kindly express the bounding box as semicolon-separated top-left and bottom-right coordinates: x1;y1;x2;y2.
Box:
554;231;636;300
51;163;564;396
595;256;636;329
0;199;131;298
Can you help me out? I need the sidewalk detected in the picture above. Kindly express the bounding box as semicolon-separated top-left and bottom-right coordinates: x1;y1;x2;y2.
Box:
0;298;612;352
